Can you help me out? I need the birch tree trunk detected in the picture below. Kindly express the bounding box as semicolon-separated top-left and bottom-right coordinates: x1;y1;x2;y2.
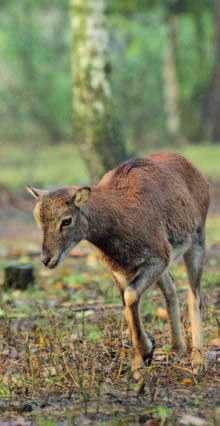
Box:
163;15;182;145
70;0;127;182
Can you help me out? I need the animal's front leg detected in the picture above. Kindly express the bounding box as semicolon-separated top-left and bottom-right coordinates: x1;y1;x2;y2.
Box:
124;303;155;371
124;260;166;372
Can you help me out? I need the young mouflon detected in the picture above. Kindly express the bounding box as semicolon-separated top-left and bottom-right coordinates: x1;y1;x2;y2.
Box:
27;152;210;374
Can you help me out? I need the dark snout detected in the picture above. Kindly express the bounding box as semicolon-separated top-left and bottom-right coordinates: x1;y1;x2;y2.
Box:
41;253;51;267
41;252;60;269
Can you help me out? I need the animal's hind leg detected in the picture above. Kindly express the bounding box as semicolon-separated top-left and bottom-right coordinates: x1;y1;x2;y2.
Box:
184;231;205;373
157;271;186;352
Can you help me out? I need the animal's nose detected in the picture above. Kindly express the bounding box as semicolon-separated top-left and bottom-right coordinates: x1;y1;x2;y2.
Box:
41;254;51;267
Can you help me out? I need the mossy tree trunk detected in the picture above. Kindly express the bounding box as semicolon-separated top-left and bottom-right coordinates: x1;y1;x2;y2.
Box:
70;0;127;183
163;14;182;145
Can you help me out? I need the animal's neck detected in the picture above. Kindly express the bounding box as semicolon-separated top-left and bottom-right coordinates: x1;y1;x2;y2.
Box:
81;189;115;247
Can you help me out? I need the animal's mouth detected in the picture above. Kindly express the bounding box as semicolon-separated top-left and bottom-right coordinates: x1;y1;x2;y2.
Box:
43;254;61;269
41;242;78;269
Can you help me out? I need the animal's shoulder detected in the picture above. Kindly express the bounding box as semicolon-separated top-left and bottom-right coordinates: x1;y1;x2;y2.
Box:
98;154;175;191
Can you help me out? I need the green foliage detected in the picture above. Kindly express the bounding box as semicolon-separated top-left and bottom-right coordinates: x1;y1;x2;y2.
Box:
0;0;72;142
109;13;166;147
107;0;212;16
0;0;217;149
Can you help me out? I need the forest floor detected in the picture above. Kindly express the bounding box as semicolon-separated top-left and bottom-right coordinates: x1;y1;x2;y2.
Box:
0;185;219;426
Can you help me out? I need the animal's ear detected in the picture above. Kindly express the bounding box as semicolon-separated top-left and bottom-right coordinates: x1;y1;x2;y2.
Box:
26;186;47;199
73;187;91;208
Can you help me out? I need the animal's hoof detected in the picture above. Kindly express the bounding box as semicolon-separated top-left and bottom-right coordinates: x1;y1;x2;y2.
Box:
131;332;156;382
143;332;156;366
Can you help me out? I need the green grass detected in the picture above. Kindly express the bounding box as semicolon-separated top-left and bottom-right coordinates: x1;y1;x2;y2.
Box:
0;141;220;189
206;216;220;246
145;142;220;183
182;144;220;181
0;141;88;188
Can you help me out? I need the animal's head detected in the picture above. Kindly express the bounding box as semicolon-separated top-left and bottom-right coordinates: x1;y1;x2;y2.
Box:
26;185;91;268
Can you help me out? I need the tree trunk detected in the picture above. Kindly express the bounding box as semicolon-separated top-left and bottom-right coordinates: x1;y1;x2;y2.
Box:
210;0;220;142
70;0;127;183
163;14;183;145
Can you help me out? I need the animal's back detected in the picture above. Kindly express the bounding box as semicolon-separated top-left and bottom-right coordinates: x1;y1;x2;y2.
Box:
148;152;210;222
98;152;210;224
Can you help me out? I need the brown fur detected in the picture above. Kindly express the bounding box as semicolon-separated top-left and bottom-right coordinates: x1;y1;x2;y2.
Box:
27;152;210;375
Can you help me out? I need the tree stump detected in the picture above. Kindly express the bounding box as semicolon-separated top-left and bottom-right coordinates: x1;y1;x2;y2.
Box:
4;264;35;290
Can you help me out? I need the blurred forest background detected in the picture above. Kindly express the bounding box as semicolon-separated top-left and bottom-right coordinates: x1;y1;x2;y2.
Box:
0;0;220;186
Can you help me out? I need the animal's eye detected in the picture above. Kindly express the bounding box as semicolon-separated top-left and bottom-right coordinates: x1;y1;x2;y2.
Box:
60;217;72;230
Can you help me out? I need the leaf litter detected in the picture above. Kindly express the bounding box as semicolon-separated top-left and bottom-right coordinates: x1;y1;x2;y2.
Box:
0;216;219;425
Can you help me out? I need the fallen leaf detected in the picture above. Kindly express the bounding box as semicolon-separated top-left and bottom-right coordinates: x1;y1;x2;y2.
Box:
180;414;207;425
155;354;166;361
210;338;220;346
150;296;160;300
155;307;167;321
59;296;69;303
151;419;161;426
31;325;42;336
49;366;56;376
55;281;63;290
180;378;193;385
